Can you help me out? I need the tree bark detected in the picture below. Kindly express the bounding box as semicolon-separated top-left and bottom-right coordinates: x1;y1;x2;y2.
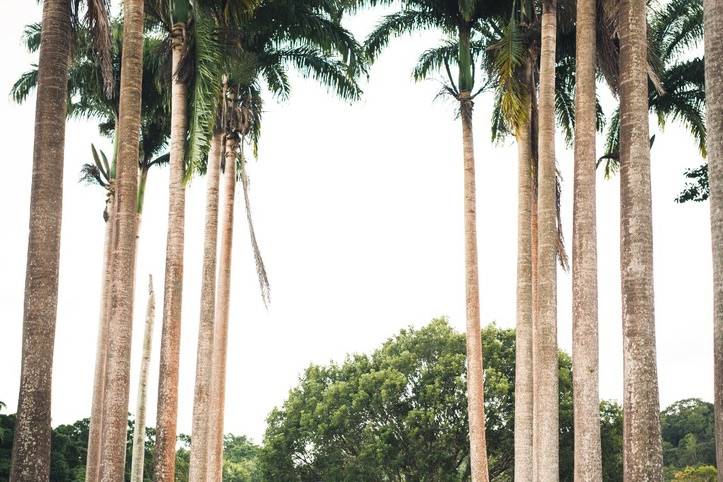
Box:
534;1;559;481
459;91;490;482
704;0;723;479
572;0;602;480
153;23;188;482
207;138;238;482
10;0;71;480
514;63;534;482
188;132;224;481
619;0;664;480
97;0;144;478
130;275;155;482
85;191;117;482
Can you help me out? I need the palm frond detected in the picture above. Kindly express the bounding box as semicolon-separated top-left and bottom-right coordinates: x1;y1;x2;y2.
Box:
365;9;450;61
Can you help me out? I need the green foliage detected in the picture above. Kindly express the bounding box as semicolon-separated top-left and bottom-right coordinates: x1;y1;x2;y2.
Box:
670;465;718;482
661;399;717;470
259;319;613;482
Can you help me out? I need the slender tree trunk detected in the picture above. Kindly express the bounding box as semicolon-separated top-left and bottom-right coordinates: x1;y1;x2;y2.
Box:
704;0;723;479
130;275;155;482
459;90;490;482
572;0;602;480
153;23;188;482
98;0;144;478
534;1;559;481
10;1;71;479
188;132;224;481
514;62;534;482
207;137;238;482
619;0;664;480
85;191;117;482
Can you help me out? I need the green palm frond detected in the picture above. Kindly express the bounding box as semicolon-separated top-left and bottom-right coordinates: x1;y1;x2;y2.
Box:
487;14;527;133
185;15;224;178
412;41;458;82
599;107;620;179
275;47;361;101
22;23;42;52
10;69;39;104
650;0;703;61
676;164;708;202
365;9;451;61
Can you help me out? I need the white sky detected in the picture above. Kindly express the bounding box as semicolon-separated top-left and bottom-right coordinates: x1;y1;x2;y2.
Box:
0;2;715;444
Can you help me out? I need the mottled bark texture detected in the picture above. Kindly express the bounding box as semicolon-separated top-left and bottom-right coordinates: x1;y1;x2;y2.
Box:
572;0;602;480
153;24;188;482
10;1;71;479
704;0;723;479
514;65;534;482
534;1;559;481
460;91;490;482
619;0;664;480
86;192;116;482
188;132;224;481
98;0;144;478
207;138;238;482
130;276;155;482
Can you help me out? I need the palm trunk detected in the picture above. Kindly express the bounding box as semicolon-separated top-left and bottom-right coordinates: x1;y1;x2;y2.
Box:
514;62;534;482
704;0;723;479
188;131;224;481
534;1;559;480
207;137;238;482
98;0;144;478
85;191;117;482
572;0;602;480
153;23;188;482
10;0;71;479
460;90;490;482
130;276;155;482
619;0;664;480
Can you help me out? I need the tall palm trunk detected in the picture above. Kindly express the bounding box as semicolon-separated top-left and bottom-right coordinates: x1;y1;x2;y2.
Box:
130;275;156;482
534;1;559;480
10;0;71;479
704;0;723;478
572;0;602;480
85;191;117;482
619;0;663;480
188;132;224;481
458;25;490;479
98;0;144;478
207;137;238;482
514;62;533;482
153;23;188;482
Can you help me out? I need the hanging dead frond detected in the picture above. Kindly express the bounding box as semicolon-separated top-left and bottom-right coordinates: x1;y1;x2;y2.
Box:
82;0;114;97
555;166;569;271
239;150;271;307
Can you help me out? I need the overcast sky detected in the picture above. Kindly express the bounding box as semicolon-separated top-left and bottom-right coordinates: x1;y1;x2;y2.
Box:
0;2;715;444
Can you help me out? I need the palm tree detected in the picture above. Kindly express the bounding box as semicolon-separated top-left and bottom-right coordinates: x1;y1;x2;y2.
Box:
364;1;514;479
703;0;723;476
533;0;560;478
572;0;602;479
197;2;362;478
130;275;156;482
9;1;111;479
97;0;146;477
618;0;664;479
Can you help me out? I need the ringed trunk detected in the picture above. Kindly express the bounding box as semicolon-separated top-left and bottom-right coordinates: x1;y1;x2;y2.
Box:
572;0;602;480
10;0;71;479
85;191;117;482
534;1;560;480
514;62;534;482
704;0;723;478
188;132;224;481
97;0;144;477
153;23;188;482
130;275;156;482
619;0;664;480
460;90;490;482
207;137;238;482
